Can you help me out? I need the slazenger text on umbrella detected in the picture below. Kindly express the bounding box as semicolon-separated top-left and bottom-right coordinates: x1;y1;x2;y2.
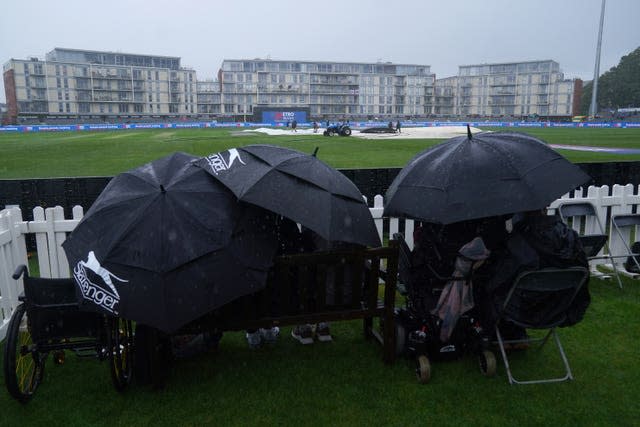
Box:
73;251;127;313
204;148;246;175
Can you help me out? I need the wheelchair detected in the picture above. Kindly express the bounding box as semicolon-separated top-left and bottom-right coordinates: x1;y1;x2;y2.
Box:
393;232;496;384
3;265;133;403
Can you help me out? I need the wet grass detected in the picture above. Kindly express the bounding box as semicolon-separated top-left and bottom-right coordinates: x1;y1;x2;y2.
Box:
0;277;638;426
1;127;640;179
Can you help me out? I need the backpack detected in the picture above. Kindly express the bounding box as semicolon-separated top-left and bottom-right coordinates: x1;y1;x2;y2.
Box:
624;241;640;273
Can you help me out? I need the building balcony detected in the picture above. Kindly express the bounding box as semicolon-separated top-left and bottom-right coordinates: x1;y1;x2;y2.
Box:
91;72;131;80
309;81;358;86
310;89;359;95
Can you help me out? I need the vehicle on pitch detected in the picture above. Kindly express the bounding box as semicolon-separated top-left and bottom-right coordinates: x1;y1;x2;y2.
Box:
323;123;352;136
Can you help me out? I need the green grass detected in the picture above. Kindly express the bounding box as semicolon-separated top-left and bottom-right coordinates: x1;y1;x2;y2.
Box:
2;126;640;425
0;277;638;426
1;127;640;179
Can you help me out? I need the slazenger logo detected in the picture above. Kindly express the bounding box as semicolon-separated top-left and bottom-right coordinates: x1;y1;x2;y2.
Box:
204;148;246;175
73;251;128;314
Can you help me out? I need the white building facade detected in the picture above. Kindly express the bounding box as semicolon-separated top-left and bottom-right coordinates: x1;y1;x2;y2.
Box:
219;59;436;121
3;48;197;122
435;60;582;119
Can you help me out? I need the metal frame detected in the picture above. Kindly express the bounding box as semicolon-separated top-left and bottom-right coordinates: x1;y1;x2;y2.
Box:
495;267;589;385
611;213;640;275
558;202;623;289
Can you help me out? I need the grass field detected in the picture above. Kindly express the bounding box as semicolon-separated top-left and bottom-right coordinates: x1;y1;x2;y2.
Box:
1;127;640;179
1;126;640;425
0;277;638;426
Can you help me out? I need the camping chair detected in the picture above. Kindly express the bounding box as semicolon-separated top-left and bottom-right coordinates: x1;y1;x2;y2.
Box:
494;266;589;385
611;213;640;275
558;202;622;289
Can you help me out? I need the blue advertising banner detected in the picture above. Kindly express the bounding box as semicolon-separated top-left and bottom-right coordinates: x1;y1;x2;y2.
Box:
262;111;307;123
1;120;640;133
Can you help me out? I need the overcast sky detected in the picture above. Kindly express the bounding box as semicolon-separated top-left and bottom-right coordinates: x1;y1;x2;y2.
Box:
1;0;639;103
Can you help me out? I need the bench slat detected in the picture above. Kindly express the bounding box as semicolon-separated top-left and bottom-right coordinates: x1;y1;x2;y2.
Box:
182;241;400;364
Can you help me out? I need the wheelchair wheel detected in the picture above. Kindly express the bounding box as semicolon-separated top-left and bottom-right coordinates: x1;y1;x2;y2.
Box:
478;350;497;377
415;354;431;384
3;304;46;403
108;317;133;391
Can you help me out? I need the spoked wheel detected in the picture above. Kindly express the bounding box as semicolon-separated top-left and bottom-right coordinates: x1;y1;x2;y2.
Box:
415;354;431;384
108;317;134;391
3;304;46;403
478;350;497;377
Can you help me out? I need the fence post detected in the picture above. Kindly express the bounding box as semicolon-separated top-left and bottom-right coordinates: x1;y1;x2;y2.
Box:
0;207;28;341
608;184;640;267
33;207;52;278
371;195;384;245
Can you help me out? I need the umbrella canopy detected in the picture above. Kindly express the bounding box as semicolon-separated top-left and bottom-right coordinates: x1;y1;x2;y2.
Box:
194;144;381;247
62;152;279;333
384;131;591;224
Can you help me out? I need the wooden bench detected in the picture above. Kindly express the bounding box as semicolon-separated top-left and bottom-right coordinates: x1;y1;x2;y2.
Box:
135;241;399;385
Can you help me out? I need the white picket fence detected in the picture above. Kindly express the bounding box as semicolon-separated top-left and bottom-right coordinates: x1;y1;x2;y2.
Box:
2;183;639;341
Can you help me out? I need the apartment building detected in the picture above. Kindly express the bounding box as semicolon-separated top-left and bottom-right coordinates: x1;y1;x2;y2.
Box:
433;76;457;116
217;59;435;121
434;60;581;118
3;49;582;123
2;48;197;123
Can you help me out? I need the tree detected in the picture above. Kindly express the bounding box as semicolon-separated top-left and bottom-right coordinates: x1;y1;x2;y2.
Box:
580;46;640;114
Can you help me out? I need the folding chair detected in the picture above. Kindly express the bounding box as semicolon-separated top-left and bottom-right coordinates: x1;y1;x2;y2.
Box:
558;202;622;288
611;214;640;275
494;267;589;385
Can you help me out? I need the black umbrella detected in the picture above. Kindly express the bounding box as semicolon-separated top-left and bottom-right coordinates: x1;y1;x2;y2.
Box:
62;152;279;333
194;144;381;247
384;130;591;224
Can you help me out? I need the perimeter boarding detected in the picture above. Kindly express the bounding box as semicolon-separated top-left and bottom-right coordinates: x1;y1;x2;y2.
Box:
134;241;399;386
